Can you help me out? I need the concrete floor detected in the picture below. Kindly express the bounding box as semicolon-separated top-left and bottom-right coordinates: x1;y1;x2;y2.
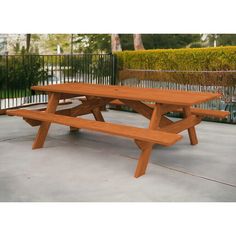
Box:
0;108;236;201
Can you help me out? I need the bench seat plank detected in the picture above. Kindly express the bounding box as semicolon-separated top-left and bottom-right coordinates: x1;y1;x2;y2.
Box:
109;99;229;118
174;107;229;118
7;109;182;146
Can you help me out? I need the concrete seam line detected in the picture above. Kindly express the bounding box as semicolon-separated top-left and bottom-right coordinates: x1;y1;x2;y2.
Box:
125;155;236;188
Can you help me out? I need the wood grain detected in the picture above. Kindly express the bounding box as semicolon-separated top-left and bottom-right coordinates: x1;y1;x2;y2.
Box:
31;83;220;106
32;93;60;149
183;107;198;145
7;109;182;146
134;103;162;178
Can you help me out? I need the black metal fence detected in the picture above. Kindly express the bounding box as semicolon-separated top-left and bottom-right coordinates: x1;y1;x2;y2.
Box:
1;53;236;123
0;53;116;110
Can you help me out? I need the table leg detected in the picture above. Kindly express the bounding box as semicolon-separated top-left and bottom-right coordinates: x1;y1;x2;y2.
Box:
134;103;162;178
183;106;198;145
70;96;105;132
86;96;105;122
32;93;60;149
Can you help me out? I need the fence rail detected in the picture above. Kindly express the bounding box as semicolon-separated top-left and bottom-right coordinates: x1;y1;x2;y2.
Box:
0;53;116;110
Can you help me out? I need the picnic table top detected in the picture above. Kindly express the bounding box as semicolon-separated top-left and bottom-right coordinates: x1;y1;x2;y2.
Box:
31;83;220;106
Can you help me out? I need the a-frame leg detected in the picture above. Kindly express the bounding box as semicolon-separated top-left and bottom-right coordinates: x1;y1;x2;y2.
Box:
86;96;105;122
69;96;105;132
134;103;162;178
183;106;198;145
32;93;60;149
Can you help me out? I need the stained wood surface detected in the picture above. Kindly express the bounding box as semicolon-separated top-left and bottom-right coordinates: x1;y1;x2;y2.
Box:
110;99;229;118
161;115;201;134
174;107;229;118
31;83;220;106
32;93;60;149
6;109;182;146
183;107;198;145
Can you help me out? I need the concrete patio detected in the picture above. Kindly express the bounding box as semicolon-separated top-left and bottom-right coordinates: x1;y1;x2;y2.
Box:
0;107;236;201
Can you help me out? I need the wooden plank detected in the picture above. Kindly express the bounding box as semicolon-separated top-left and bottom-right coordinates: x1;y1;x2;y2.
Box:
85;96;105;122
160;104;183;115
190;108;229;118
32;93;60;149
120;99;153;119
6;109;182;146
71;97;112;117
60;94;83;99
18;105;92;128
109;100;228;119
31;83;221;106
173;107;229;118
161;115;201;134
23;118;41;127
183;107;198;145
23;108;72;127
134;103;162;178
159;116;174;127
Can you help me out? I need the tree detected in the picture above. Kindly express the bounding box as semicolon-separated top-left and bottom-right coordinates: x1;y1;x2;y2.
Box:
204;34;236;47
73;34;111;53
218;34;236;46
26;34;31;53
120;34;201;50
45;34;71;54
111;34;122;52
133;34;144;50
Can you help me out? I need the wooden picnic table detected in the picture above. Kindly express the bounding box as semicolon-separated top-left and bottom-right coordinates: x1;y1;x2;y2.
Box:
7;83;229;178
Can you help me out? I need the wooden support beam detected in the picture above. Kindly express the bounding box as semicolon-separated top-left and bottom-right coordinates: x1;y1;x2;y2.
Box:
134;139;150;150
161;115;201;134
134;103;162;178
32;93;60;149
23;118;41;127
120;99;153;119
159;116;174;128
71;97;112;117
60;94;83;99
183;107;198;145
86;96;105;122
160;104;183;115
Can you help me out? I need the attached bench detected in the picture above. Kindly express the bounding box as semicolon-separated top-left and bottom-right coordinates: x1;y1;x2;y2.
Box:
7;109;182;146
108;99;229;119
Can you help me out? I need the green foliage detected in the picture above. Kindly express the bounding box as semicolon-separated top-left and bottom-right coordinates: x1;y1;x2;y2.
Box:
45;34;71;53
0;54;47;92
119;34;201;50
114;46;236;86
216;34;236;46
206;34;236;47
115;46;236;71
74;34;111;53
189;42;203;48
37;54;112;79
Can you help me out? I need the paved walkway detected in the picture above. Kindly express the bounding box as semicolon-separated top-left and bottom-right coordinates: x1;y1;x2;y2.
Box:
0;109;236;201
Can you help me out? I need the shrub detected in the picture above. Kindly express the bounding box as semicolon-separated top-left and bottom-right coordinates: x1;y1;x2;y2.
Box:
0;54;47;91
114;46;236;86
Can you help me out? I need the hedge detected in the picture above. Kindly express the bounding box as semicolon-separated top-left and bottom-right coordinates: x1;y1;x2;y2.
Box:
0;55;47;91
114;46;236;86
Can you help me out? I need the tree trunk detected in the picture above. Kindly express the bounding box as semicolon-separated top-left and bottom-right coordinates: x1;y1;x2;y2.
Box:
26;34;31;53
111;34;122;52
133;34;145;50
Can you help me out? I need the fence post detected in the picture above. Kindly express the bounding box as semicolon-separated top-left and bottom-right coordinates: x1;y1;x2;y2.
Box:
111;54;117;85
